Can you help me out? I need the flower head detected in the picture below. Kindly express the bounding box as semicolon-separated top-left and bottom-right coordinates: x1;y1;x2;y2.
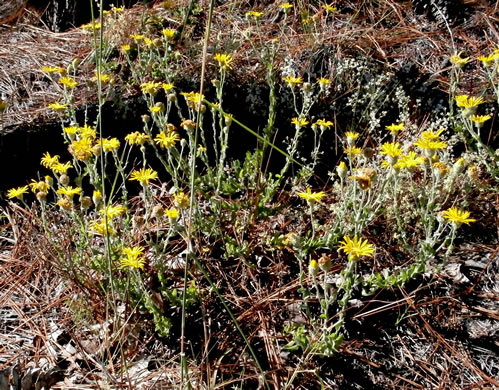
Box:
41;66;65;74
166;208;179;220
282;75;302;86
129;168;158;186
155;131;180;148
214;53;233;70
455;95;484;109
471;114;491;127
317;77;330;85
380;142;402;158
280;2;293;10
59;77;77;89
51;161;73;174
386;122;405;134
174;192;189;209
343;146;362;157
338;235;375;261
100;205;127;220
162;28;176;39
291;117;309;128
421;129;445;140
120;247;146;270
48;102;67;111
141;81;162;95
41;152;60;169
29;179;50;193
297;188;326;203
125;131;150;145
246;10;263;18
57;186;81;199
442;207;476;227
7;185;29;200
397;151;425;170
69;138;94;161
450;54;469;67
90;219;114;236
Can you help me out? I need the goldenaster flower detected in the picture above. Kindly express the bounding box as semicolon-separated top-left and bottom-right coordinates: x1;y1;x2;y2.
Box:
291;117;309;127
155;131;180;148
41;152;60;169
283;75;302;85
414;138;447;152
57;186;81;199
214;53;233;70
41;66;65;74
386;122;404;133
100;205;126;220
174;192;189;209
7;185;29;200
59;77;77;89
338;235;375;261
450;54;469;67
120;246;146;270
442;207;476;227
343;146;362;156
125;131;150;145
297;187;326;203
455;95;484;108
101;138;120;152
129;168;158;186
471;114;491;127
166;208;179;220
69;138;94;161
48;102;67;111
162;29;176;39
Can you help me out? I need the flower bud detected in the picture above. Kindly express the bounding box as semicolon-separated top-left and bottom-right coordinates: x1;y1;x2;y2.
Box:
151;205;164;218
59;174;70;186
318;254;332;272
81;196;92;210
309;259;319;277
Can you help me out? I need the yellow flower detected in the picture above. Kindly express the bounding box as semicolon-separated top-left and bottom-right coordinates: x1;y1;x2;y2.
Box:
130;33;144;41
56;198;72;210
101;138;120;152
100;205;127;220
129;168;158;186
478;54;496;67
174;192;189;209
345;131;359;146
81;22;101;31
121;44;131;52
214;53;233;70
322;4;337;12
282;75;302;85
91;73;114;84
455;95;484;108
69;138;94;161
309;259;319;276
125;131;150;145
7;185;29;200
343;146;362;156
291;117;309;127
338;235;375;261
162;29;176;39
90;219;114;236
471;114;491;126
120;247;145;270
380;142;402;163
29;179;50;193
414;138;447;151
162;83;175;92
397;151;425;170
63;126;78;136
57;186;81;199
280;2;293;9
51;162;73;174
317;77;330;86
41;66;65;74
59;77;77;89
433;161;449;176
149;105;162;113
246;11;263;18
181;91;204;104
450;54;469;67
421;128;445;140
141;81;162;95
143;37;154;47
442;207;476;227
166;208;179;220
48;102;67;111
155;131;181;148
336;161;348;178
385;122;404;133
297;187;326;203
41;152;60;168
314;119;333;130
79;124;97;140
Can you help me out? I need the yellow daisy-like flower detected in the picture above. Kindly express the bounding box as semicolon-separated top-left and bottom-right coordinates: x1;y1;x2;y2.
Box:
162;28;176;39
141;81;162;95
91;73;114;84
166;208;179;220
338;235;375;261
174;192;190;209
7;185;29;200
149;105;162;114
337;161;348;178
125;131;150;145
57;186;81;199
41;152;60;169
90;219;114;236
314;119;333;130
282;75;302;85
343;146;362;156
29;179;50;193
421;128;445;140
246;10;263;18
471;114;491;125
455;95;484;108
120;247;146;270
155;131;181;149
442;207;476;227
121;44;131;52
478;54;496;67
130;33;144;41
69;138;94;161
101;138;120;152
79;124;97;140
129;168;158;186
291;117;309;127
386;122;405;133
345;131;359;145
162;83;174;92
450;54;469;67
317;77;330;85
397;151;425;170
323;4;337;12
280;2;293;9
41;66;65;74
214;53;233;70
414;138;447;151
100;205;127;220
81;22;101;31
48;102;67;111
56;198;72;210
59;77;77;89
380;142;402;158
51;161;73;174
297;187;326;203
